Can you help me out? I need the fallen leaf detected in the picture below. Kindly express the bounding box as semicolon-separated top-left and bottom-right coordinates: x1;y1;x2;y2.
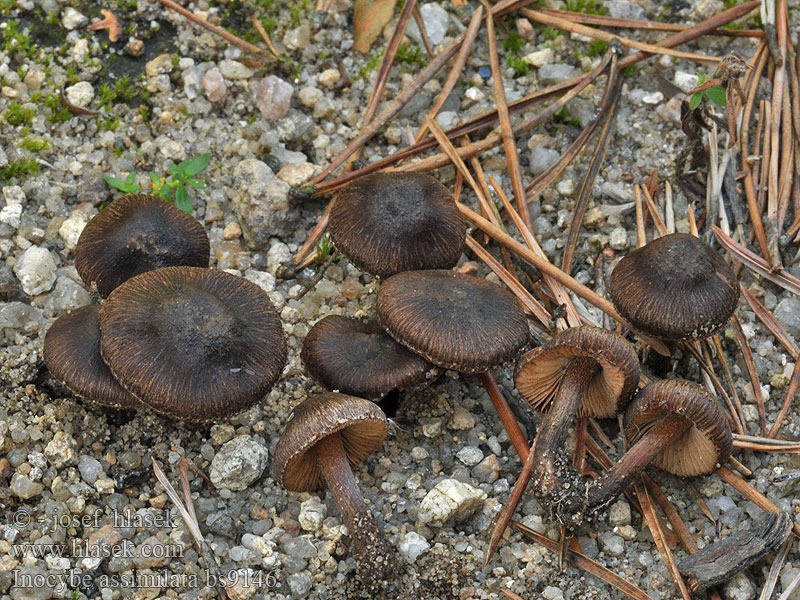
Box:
88;9;122;42
353;0;395;53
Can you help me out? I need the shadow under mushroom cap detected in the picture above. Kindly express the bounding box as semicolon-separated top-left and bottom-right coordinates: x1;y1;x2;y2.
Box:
99;266;287;423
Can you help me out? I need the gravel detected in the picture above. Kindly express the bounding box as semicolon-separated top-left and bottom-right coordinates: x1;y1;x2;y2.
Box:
0;0;799;599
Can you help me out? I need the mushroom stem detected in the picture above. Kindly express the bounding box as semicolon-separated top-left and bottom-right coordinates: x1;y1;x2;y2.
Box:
583;413;691;516
532;357;598;495
314;432;398;585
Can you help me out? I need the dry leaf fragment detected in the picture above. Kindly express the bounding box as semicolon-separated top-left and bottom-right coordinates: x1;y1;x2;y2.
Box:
353;0;395;53
88;9;122;42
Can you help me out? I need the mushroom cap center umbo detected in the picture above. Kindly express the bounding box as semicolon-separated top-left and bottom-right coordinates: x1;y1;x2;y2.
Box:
153;290;241;364
329;172;466;279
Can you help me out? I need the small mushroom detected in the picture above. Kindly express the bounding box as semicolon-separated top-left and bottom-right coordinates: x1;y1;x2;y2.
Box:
608;233;739;341
558;379;732;526
375;269;530;373
99;266;286;423
43;304;139;409
273;393;398;587
301;315;434;400
329;172;466;278
515;327;640;504
75;194;210;297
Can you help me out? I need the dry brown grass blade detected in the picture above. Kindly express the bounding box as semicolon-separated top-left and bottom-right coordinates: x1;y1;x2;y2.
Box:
465;235;550;326
411;3;435;58
717;465;800;536
621;1;759;66
562;46;622;273
640;185;668;236
156;0;270;57
538;8;763;38
512;521;654;600
415;7;484;142
741;287;800;357
759;536;792;600
711;335;748;433
487;174;582;328
501;590;526;600
768;360;800;439
683;341;745;434
521;9;721;64
248;15;280;56
480;372;530;462
713;225;800;295
730;313;767;435
634;480;693;600
486;11;531;230
310;0;534;184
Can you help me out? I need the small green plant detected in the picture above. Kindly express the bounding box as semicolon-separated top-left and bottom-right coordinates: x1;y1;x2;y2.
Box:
689;74;727;110
2;101;35;126
0;158;39;182
314;232;334;267
43;93;71;123
564;0;607;14
396;44;427;69
20;136;50;152
103;154;211;213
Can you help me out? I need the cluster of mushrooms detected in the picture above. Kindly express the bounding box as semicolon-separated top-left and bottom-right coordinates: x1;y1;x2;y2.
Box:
43;173;741;590
43;193;288;423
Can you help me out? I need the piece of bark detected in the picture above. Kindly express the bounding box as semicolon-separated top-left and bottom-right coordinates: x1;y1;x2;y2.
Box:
678;510;793;592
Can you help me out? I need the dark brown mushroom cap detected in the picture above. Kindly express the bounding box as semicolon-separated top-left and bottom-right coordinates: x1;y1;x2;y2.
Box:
376;269;530;373
329;172;466;278
273;393;388;492
75;194;210;297
43;304;139;409
624;379;732;477
99;266;287;423
515;326;640;419
608;233;739;341
301;315;434;400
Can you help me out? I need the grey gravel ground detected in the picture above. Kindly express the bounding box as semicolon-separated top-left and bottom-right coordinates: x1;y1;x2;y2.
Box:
1;0;800;599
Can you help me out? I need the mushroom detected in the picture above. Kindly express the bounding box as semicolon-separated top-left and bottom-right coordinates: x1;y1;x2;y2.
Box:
75;194;210;297
43;304;139;409
608;233;739;341
376;269;531;457
514;326;640;508
553;379;732;527
329;172;466;278
301;315;435;401
375;270;530;373
99;266;286;423
273;393;398;586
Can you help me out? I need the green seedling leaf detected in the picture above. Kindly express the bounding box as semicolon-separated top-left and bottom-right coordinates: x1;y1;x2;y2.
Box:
689;92;703;110
186;178;206;189
168;162;181;177
149;172;162;186
181;153;211;177
705;86;727;107
175;185;192;213
103;174;139;193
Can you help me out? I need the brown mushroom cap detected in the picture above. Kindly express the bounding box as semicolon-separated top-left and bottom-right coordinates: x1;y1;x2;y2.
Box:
99;266;287;423
515;326;640;418
608;233;739;341
43;304;139;409
329;172;466;278
624;379;732;477
376;270;530;373
272;393;388;491
75;194;210;297
301;315;434;400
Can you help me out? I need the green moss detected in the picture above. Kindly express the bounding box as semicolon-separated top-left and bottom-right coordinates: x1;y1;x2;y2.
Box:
2;20;32;56
357;47;384;80
100;115;121;131
20;137;50;152
44;93;71;123
2;102;35;126
553;105;580;126
507;56;530;78
564;0;607;15
0;158;40;182
542;26;559;41
396;44;427;69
